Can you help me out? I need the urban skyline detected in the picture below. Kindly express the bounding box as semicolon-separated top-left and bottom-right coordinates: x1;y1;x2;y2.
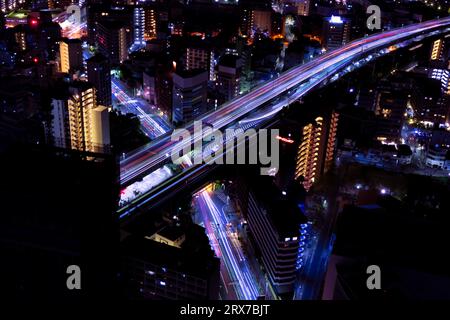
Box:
1;0;450;309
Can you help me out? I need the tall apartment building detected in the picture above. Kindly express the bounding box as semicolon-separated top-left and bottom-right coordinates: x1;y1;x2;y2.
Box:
216;54;242;104
240;8;254;38
133;7;145;46
38;20;62;61
132;5;158;45
155;59;175;122
50;82;110;153
96;20;129;65
87;5;133;46
430;38;445;62
242;177;306;297
374;80;409;142
240;9;272;37
12;25;27;51
295;0;310;16
144;6;157;40
295;111;339;191
253;9;272;34
59;38;83;73
429;68;450;94
172;69;208;124
183;46;214;81
322;16;350;51
143;69;156;105
184;47;209;70
87;53;112;107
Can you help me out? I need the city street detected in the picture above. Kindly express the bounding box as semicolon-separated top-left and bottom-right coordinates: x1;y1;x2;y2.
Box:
112;79;171;139
194;187;262;300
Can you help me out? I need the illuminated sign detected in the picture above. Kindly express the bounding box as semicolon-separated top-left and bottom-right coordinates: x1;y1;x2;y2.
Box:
329;15;343;24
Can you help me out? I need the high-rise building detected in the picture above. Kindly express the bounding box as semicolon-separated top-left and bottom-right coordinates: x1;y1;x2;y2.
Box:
236;37;252;93
253;9;272;35
143;69;156;105
374;80;409;142
430;38;445;62
38;20;61;61
59;38;83;73
144;6;157;41
96;20;129;65
238;176;306;297
430;68;450;94
184;47;208;71
172;69;208;124
183;45;214;81
12;24;27;51
133;7;145;46
240;9;272;37
50;82;110;153
240;8;254;38
87;53;112;107
322;16;350;51
87;5;133;46
295;111;339;191
216;55;242;104
295;0;310;16
155;60;174;122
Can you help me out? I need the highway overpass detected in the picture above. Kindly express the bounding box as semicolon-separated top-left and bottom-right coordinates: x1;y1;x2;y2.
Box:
117;16;450;220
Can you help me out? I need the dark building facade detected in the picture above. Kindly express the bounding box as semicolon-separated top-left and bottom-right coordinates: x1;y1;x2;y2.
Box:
120;224;220;300
0;144;119;301
96;20;129;65
235;175;306;298
172;69;208;124
87;53;112;107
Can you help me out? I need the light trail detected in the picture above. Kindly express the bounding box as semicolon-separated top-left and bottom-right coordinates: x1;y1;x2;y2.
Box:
112;80;170;139
62;21;86;39
116;17;450;217
197;190;260;300
119;18;450;186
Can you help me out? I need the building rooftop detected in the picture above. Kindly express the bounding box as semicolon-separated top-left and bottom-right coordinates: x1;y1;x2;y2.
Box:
219;54;240;68
97;20;126;30
154;225;185;242
250;176;307;237
174;68;208;79
86;53;109;64
69;80;95;91
121;224;219;279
